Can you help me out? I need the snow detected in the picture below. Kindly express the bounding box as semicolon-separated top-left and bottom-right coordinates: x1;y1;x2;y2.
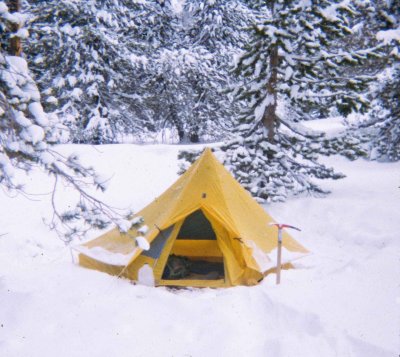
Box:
246;240;272;272
28;102;49;126
73;245;137;266
131;216;144;226
21;124;45;144
129;53;148;67
6;55;29;75
116;219;132;233
171;0;185;14
138;225;149;234
138;264;155;287
53;76;65;88
96;10;114;25
254;94;275;122
45;96;58;104
376;27;400;44
3;11;28;26
290;84;300;98
0;2;8;14
319;0;351;22
0;153;14;177
60;24;80;36
12;28;29;39
136;236;150;251
70;87;83;100
262;247;310;271
302;117;347;137
298;0;312;8
67;75;77;87
284;66;293;81
0;143;398;356
13;111;31;127
4;56;41;102
39;152;55;165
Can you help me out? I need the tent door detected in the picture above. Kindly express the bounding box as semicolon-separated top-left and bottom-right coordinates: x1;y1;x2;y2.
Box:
161;241;225;281
159;209;226;284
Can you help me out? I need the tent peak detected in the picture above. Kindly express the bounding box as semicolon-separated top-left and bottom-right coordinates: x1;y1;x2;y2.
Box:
200;147;214;158
199;147;219;164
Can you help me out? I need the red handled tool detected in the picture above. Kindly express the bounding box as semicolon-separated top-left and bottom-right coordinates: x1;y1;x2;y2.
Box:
269;223;301;284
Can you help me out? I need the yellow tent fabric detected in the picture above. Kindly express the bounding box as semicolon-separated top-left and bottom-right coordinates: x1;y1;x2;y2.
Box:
75;148;308;287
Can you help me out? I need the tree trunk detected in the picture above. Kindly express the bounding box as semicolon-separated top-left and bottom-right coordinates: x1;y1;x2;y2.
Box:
262;45;278;143
169;105;185;143
189;131;199;143
8;0;22;56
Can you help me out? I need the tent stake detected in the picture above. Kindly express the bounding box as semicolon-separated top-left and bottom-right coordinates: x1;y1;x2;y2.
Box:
270;223;301;285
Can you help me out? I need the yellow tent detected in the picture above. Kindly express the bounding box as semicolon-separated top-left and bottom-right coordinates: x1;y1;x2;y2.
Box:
75;148;308;287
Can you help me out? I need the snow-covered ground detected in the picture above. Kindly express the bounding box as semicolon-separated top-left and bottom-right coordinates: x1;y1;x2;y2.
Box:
0;143;399;357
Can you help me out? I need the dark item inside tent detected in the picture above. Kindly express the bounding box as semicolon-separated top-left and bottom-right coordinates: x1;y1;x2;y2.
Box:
162;255;225;280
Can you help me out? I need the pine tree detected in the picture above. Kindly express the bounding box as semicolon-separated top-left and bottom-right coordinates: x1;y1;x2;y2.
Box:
145;44;222;142
358;0;400;161
217;0;383;202
135;1;223;143
176;0;254;141
184;0;251;50
137;0;253;143
26;0;150;144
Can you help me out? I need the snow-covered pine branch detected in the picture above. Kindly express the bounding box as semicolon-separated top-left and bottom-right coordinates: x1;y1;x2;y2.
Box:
0;2;142;241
